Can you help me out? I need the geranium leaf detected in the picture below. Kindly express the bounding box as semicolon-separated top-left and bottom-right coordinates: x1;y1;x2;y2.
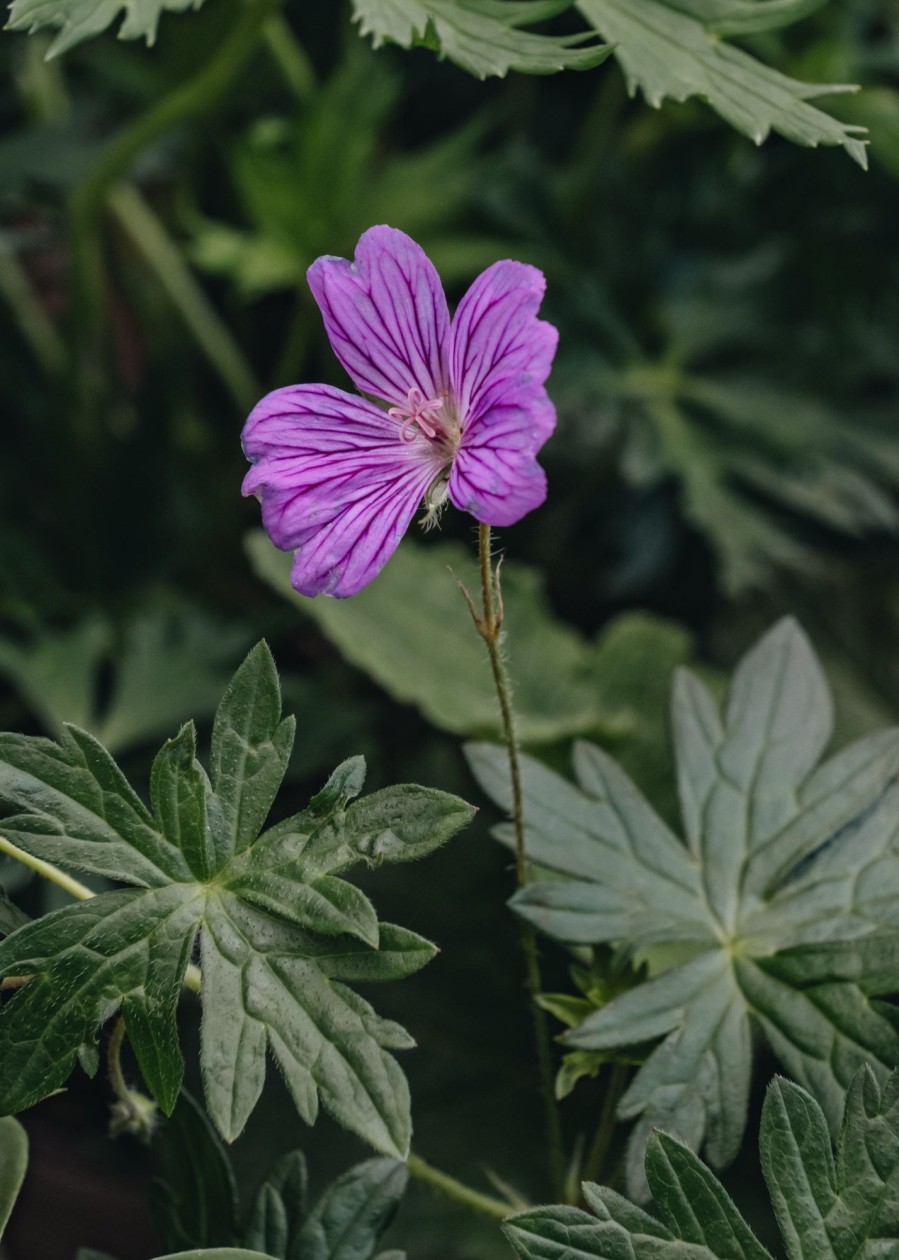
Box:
209;641;295;863
470;618;899;1197
247;533;693;754
576;0;868;166
153;1090;240;1251
157;1252;275;1260
0;642;473;1155
0;1116;27;1240
504;1068;899;1260
351;0;611;78
295;1157;408;1260
5;0;199;57
243;1151;307;1257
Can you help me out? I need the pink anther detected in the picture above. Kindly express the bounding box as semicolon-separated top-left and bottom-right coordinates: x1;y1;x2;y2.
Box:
389;388;446;443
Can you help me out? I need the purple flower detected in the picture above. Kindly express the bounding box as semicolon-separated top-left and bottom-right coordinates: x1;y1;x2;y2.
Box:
242;225;557;597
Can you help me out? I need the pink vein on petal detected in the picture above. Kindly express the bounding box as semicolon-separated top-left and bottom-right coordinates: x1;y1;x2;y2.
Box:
447;260;557;526
307;225;451;409
242;383;445;596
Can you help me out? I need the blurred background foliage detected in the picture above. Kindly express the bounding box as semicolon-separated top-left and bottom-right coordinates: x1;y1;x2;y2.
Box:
1;0;899;1256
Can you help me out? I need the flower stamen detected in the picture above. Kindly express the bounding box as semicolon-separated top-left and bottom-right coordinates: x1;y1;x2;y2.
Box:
389;388;448;444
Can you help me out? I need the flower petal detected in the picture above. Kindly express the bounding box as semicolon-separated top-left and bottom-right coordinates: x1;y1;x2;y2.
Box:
307;226;450;409
243;384;445;597
447;261;557;526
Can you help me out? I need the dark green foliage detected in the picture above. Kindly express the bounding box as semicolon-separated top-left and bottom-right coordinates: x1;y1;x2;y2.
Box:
153;1099;407;1260
504;1067;899;1259
0;644;474;1155
471;619;899;1195
153;1091;239;1250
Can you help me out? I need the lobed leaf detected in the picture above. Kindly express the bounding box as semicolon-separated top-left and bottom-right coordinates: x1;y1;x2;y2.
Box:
247;533;693;753
0;1116;27;1241
5;0;200;57
504;1069;899;1260
472;618;899;1196
0;643;471;1155
576;0;868;166
351;0;611;78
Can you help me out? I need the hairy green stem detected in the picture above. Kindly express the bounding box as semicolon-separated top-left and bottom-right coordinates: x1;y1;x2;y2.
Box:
0;835;93;901
108;183;259;410
406;1153;511;1221
107;1015;130;1102
107;1014;159;1139
0;836;201;993
470;523;567;1194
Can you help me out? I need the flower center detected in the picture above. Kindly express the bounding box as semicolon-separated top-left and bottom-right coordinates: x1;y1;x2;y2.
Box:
389;388;453;445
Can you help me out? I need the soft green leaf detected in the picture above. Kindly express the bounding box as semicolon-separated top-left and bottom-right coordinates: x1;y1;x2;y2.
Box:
0;644;472;1155
470;618;899;1197
0;618;107;735
209;641;295;863
505;1069;899;1260
6;0;199;57
247;532;692;750
0;1115;27;1239
352;0;610;78
151;724;215;883
243;1151;307;1257
156;1252;275;1260
295;1158;408;1260
0;606;255;756
577;0;867;165
153;1090;239;1251
0;885;29;937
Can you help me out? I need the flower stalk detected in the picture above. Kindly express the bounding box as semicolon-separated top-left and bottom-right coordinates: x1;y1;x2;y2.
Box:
461;523;567;1195
107;1015;158;1141
406;1152;511;1221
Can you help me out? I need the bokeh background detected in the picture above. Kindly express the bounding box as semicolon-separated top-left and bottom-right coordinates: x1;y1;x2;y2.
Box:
1;2;899;1256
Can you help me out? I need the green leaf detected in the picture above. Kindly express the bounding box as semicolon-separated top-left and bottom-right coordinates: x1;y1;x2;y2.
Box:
470;618;899;1197
351;0;611;78
0;605;255;756
152;725;215;883
190;43;512;305
576;0;867;165
0;885;29;937
294;1158;408;1260
5;0;200;57
243;1151;308;1257
247;532;692;751
0;1115;27;1240
504;1068;899;1260
209;641;295;864
153;1090;239;1251
156;1252;275;1260
664;0;827;36
0;643;473;1155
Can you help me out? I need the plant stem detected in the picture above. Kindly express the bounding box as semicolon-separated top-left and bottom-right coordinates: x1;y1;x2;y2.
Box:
467;523;566;1195
0;836;93;901
107;1015;129;1102
107;1014;159;1139
0;837;202;993
407;1153;511;1221
107;183;260;410
583;1062;627;1187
